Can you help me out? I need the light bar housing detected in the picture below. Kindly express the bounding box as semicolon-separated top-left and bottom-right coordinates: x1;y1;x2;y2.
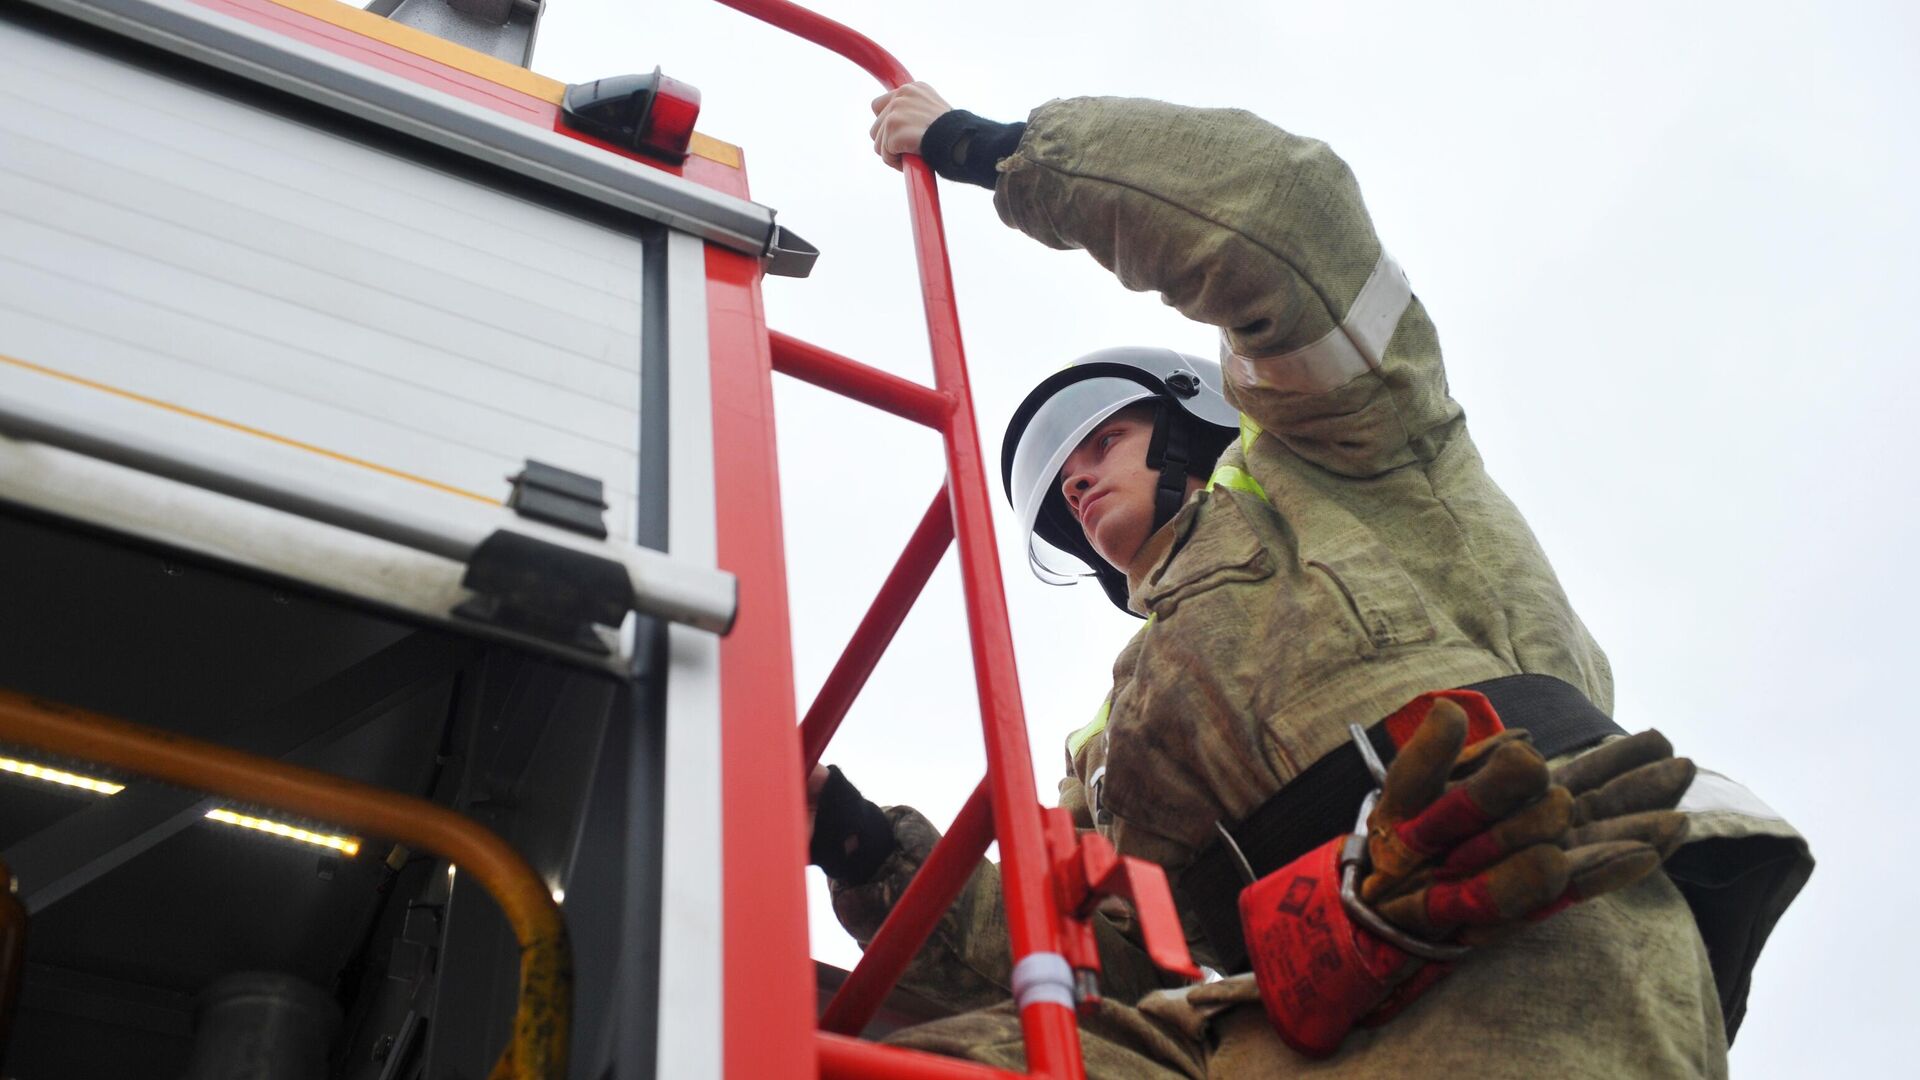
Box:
562;67;703;162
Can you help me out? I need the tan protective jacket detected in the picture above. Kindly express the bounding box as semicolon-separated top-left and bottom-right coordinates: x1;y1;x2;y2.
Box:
833;97;1809;1079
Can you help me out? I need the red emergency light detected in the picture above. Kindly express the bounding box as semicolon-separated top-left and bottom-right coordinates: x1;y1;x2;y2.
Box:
561;67;702;162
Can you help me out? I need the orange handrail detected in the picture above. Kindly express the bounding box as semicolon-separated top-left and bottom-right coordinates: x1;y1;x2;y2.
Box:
0;689;569;1080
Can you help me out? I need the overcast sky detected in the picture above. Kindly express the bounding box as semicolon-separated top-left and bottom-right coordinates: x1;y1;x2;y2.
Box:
532;2;1916;1073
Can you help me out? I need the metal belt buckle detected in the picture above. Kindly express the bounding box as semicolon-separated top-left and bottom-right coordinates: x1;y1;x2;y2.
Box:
1336;724;1473;962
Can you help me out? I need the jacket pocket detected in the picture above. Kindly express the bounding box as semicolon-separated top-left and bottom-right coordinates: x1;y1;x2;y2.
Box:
1141;492;1276;618
1308;541;1436;651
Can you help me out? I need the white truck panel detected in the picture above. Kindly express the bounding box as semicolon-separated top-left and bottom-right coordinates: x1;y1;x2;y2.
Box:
0;17;646;540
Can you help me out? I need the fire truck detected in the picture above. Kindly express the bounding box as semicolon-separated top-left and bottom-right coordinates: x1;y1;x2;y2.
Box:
0;0;1193;1076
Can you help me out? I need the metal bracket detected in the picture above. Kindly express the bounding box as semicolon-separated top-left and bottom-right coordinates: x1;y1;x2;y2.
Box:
455;530;632;653
1041;807;1200;1016
368;0;546;67
505;461;609;539
375;1010;431;1080
764;223;819;279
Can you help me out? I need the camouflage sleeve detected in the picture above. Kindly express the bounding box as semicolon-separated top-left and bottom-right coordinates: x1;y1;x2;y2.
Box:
1059;775;1092;829
993;97;1462;477
828;804;1184;1015
828;805;1015;1015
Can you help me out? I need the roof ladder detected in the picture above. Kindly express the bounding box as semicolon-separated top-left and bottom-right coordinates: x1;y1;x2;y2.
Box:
713;3;1198;1078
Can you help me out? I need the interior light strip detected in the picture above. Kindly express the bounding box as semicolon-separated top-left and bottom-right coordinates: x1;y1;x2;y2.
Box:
0;755;361;856
205;809;361;857
0;755;125;795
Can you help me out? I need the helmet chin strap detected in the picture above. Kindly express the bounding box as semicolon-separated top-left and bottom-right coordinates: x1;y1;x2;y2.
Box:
1145;403;1197;535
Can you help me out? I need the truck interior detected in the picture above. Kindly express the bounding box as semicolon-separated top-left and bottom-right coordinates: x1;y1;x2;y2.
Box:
0;1;1205;1077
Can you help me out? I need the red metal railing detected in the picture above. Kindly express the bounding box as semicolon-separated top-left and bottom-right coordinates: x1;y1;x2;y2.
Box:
712;2;1087;1077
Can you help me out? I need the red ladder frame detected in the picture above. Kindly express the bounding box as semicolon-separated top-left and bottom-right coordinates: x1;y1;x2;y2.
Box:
711;2;1087;1077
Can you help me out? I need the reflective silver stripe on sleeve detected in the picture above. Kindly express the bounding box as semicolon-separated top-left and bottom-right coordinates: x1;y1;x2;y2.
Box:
1677;768;1786;822
1224;252;1413;394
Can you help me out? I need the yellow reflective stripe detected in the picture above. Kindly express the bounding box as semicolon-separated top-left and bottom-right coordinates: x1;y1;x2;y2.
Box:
1206;464;1269;502
1067;699;1111;759
1205;415;1272;501
1066;616;1157;759
1239;414;1264;454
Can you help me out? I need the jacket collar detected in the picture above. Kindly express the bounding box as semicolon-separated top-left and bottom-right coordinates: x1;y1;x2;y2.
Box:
1124;490;1208;615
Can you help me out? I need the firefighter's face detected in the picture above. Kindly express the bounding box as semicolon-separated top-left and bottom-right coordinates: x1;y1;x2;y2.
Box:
1059;405;1198;572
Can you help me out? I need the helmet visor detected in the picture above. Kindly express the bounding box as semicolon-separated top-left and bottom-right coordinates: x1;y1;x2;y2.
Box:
1008;375;1158;584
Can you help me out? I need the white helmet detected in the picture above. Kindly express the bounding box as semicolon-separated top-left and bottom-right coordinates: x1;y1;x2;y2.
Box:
1000;347;1239;616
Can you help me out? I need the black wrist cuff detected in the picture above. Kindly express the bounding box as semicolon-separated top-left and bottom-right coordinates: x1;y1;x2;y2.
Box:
809;765;898;884
920;109;1026;190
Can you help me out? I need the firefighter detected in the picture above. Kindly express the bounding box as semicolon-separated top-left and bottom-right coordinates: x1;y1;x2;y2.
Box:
810;85;1811;1077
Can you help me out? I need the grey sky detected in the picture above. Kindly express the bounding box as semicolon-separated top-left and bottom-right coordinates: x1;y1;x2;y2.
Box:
535;2;1917;1073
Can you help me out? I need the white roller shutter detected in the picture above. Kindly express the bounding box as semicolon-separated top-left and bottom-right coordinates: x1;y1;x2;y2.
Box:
0;15;647;541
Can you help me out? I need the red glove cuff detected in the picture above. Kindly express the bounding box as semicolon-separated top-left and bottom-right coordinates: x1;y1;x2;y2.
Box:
1240;838;1438;1058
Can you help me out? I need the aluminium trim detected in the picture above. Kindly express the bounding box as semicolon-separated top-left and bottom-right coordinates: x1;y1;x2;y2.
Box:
0;395;738;636
15;0;800;270
652;228;725;1079
0;434;629;673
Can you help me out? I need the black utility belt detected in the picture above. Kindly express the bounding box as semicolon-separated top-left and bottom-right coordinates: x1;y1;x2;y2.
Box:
1177;674;1625;973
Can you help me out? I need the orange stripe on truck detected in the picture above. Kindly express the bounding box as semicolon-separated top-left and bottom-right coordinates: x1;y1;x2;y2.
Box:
0;352;499;505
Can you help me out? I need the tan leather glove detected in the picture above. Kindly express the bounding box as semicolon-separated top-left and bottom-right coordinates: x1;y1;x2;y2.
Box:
1240;690;1695;1057
1361;696;1693;944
